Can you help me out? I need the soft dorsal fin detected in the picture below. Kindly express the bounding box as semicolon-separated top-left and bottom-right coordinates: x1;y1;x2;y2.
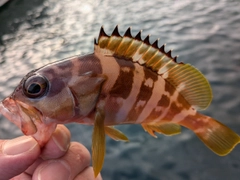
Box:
94;26;212;110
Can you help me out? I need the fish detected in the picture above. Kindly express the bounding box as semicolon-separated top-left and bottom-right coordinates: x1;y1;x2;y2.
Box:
0;26;239;177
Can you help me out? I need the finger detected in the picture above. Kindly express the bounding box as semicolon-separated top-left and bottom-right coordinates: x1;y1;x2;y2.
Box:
25;158;44;175
10;172;31;180
0;136;40;179
32;142;91;180
74;167;102;180
25;125;71;175
40;125;71;160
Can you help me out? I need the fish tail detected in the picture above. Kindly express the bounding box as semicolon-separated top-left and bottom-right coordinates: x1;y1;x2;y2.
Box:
180;113;240;156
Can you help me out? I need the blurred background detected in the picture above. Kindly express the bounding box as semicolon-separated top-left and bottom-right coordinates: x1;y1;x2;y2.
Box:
0;0;240;179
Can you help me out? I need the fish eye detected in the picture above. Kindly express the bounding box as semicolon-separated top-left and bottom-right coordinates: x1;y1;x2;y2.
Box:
23;75;48;98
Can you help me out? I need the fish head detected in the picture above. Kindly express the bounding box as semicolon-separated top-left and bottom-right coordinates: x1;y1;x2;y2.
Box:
0;65;106;145
0;70;76;146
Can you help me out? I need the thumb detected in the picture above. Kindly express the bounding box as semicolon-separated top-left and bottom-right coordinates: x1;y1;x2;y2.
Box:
0;136;40;179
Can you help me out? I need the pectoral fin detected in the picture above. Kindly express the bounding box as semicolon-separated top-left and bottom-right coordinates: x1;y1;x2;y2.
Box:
142;123;181;138
92;109;106;177
105;126;129;142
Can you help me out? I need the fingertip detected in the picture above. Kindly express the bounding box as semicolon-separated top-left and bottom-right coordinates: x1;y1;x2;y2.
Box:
69;142;91;165
2;136;39;156
41;125;71;159
33;142;92;180
0;136;40;179
59;142;92;179
34;160;71;180
52;125;71;152
12;172;32;180
55;125;71;138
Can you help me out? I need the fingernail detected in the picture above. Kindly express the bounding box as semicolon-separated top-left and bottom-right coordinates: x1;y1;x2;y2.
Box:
38;160;70;180
3;136;38;155
52;128;70;152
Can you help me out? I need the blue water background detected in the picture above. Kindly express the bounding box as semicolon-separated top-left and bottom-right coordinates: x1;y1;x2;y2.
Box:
0;0;240;179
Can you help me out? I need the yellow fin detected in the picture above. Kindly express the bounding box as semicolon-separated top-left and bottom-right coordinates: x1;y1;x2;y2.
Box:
94;26;212;110
92;109;106;177
162;63;212;110
142;123;181;138
105;126;129;142
194;118;240;156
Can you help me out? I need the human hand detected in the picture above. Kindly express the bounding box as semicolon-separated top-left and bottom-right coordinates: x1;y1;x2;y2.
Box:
0;125;102;180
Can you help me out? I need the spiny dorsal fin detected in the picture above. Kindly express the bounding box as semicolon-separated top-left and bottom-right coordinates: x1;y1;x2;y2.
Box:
94;26;212;110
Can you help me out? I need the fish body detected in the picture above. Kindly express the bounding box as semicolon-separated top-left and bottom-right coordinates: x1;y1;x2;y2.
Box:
0;26;239;177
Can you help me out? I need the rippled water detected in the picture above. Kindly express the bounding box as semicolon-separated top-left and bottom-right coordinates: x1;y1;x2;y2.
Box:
0;0;240;179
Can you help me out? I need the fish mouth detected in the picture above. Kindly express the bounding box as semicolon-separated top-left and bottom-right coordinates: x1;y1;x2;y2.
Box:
1;97;57;146
0;97;42;135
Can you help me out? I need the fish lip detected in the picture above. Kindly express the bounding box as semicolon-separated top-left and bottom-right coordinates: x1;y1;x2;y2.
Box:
0;97;42;135
0;98;22;128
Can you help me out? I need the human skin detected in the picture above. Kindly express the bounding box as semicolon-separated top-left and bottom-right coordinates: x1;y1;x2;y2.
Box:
0;125;102;180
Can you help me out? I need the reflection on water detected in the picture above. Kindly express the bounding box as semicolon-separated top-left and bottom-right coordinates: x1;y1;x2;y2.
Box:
0;0;240;179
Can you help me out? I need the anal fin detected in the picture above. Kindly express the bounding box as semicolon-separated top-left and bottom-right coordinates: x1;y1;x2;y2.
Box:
92;109;106;177
105;126;129;142
142;123;181;138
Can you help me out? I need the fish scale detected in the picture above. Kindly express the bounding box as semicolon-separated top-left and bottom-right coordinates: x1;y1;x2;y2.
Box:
0;26;239;177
